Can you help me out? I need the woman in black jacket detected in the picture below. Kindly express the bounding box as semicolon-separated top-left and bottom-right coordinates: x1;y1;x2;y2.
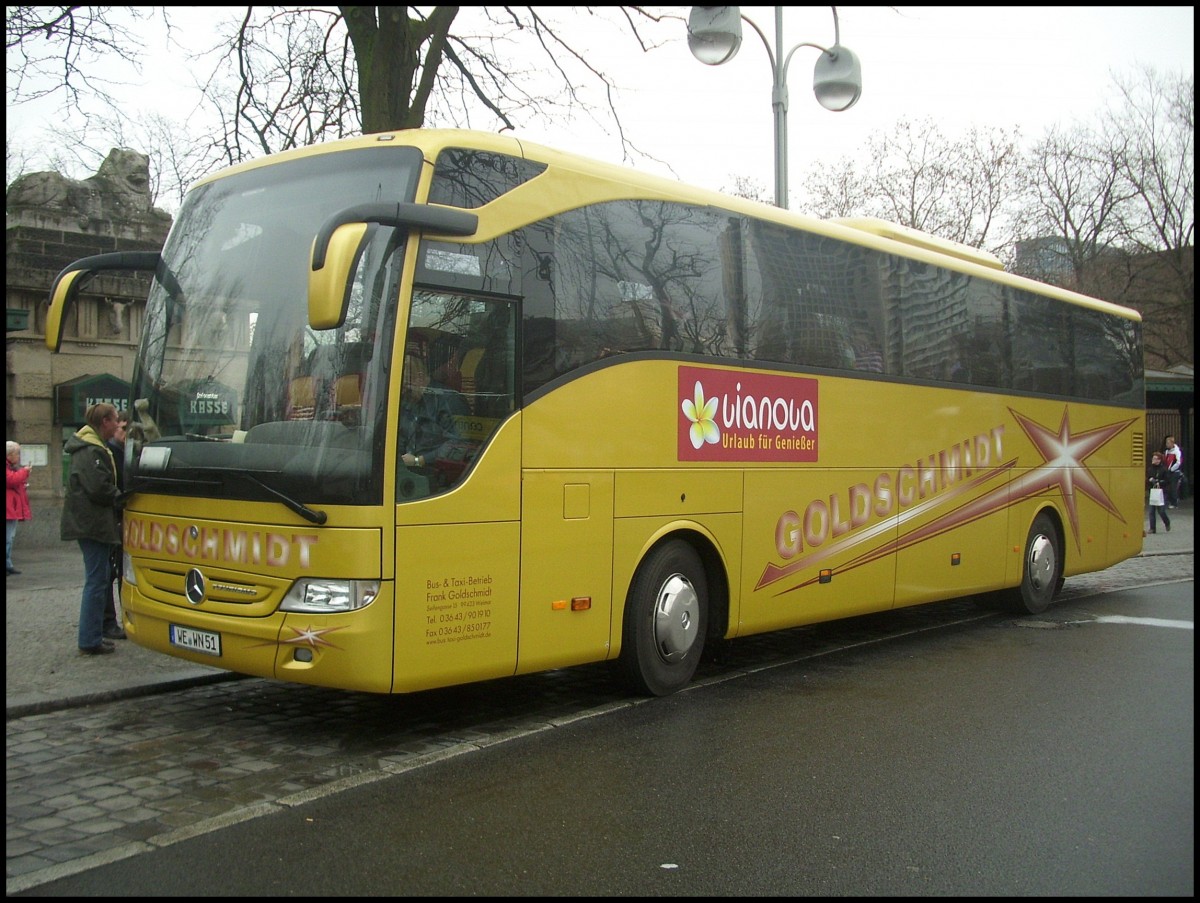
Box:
1146;451;1172;535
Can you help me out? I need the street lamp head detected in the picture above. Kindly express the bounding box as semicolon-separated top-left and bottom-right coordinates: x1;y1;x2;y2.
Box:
813;44;862;112
687;6;743;66
685;6;863;207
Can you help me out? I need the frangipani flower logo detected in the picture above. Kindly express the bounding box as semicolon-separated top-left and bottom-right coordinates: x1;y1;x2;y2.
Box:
682;380;720;449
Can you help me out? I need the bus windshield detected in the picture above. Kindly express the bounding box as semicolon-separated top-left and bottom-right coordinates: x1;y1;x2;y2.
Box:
128;145;423;510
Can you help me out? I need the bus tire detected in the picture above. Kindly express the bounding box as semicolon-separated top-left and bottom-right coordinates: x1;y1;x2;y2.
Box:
1004;512;1061;615
616;540;708;697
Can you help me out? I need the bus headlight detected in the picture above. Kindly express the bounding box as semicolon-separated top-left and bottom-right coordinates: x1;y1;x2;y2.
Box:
123;550;136;586
280;579;380;613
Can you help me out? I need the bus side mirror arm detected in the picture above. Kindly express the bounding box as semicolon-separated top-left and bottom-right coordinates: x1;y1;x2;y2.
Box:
307;203;478;331
45;251;162;352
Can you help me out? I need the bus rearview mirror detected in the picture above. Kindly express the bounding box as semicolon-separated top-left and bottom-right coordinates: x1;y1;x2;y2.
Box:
308;223;372;330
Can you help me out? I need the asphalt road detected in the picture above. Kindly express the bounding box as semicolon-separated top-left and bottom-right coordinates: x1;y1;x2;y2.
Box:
11;580;1193;896
6;501;1193;894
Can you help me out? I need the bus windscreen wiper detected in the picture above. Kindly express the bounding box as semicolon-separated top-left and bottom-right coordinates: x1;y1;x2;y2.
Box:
236;471;328;525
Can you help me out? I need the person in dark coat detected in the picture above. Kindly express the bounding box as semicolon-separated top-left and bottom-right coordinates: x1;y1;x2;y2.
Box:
61;403;123;655
399;353;464;488
102;410;130;639
1146;451;1172;535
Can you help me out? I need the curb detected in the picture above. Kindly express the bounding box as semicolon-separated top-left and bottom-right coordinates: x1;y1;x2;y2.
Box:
5;671;246;721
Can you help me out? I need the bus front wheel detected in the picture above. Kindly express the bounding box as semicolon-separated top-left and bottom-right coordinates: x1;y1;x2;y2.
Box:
616;540;708;697
1005;513;1062;615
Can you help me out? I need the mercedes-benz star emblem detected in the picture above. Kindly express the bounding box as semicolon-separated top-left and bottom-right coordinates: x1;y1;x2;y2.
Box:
185;568;206;605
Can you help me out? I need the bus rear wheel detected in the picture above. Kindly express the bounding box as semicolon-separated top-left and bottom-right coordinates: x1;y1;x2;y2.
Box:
1004;512;1062;615
616;540;708;697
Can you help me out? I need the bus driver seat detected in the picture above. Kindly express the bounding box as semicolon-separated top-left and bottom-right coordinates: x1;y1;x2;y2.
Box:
286;376;317;420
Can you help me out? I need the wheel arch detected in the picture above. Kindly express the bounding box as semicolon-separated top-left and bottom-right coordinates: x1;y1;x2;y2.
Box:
612;523;731;659
1029;502;1067;587
999;503;1068;614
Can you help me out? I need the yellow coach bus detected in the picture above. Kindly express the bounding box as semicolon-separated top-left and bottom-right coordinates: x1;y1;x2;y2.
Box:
46;129;1146;697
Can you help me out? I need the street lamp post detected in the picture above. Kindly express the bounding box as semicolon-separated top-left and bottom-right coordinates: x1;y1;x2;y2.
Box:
687;6;862;209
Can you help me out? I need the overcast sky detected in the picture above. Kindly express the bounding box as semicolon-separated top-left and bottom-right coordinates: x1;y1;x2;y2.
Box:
5;6;1194;204
568;5;1195;196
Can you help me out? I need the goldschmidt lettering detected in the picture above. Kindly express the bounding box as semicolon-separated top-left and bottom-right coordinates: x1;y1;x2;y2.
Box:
773;426;1005;559
124;516;318;569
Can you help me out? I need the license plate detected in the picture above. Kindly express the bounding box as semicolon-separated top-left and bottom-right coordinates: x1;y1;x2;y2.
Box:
169;624;222;657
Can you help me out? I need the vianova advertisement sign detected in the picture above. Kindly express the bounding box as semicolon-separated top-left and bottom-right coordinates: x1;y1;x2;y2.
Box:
677;365;818;462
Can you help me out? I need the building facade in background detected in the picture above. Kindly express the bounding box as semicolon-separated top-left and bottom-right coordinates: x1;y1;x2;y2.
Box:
5;149;171;501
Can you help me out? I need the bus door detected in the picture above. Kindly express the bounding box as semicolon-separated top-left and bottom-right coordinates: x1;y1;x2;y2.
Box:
391;294;525;693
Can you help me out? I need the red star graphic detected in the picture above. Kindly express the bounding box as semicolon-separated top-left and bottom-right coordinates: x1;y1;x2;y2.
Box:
756;407;1138;593
279;624;346;650
1008;407;1136;547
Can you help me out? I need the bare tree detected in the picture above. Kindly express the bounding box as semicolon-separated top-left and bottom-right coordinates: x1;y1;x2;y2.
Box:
1014;68;1193;368
1011;123;1133;295
7;6;211;194
1109;67;1194;368
214;8;674;154
7;6;679;198
798;116;1025;257
1110;67;1194;257
6;6;156;109
722;174;771;205
798;163;868;220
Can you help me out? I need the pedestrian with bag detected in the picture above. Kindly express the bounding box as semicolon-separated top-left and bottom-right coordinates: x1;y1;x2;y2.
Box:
1146;451;1172;535
1163;435;1184;508
61;403;124;655
6;440;32;576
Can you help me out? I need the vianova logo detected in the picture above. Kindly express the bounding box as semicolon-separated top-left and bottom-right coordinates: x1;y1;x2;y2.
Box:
682;379;816;451
721;381;815;432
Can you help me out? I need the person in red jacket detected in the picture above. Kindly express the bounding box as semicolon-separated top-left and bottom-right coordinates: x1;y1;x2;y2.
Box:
6;440;33;576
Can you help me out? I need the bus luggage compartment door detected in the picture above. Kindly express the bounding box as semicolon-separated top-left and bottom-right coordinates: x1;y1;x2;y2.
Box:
517;470;615;674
